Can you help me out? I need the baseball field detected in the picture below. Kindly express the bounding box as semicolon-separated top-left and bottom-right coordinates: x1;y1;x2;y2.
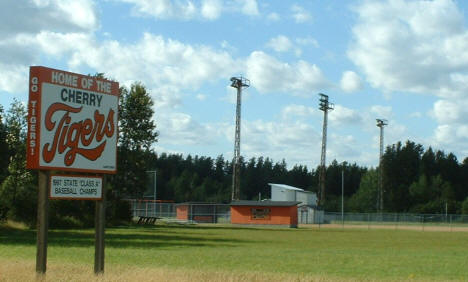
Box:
0;222;467;281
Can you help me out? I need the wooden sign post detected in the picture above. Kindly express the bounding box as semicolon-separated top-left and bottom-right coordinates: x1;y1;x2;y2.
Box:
94;176;106;274
36;170;49;274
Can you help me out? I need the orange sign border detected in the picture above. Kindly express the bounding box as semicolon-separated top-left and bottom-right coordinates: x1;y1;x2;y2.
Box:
27;66;119;174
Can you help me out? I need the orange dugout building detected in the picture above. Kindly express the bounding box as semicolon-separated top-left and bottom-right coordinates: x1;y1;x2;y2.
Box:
230;200;300;228
176;202;229;223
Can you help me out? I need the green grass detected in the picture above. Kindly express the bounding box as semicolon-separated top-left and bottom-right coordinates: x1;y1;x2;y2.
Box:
1;223;467;281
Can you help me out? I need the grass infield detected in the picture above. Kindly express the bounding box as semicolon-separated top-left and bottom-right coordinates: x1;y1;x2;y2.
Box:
0;223;467;281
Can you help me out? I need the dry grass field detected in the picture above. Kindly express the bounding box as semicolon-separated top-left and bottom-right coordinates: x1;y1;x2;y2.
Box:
0;259;359;282
1;222;467;281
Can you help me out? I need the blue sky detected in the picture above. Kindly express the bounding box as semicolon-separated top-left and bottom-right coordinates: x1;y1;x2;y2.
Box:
2;0;468;169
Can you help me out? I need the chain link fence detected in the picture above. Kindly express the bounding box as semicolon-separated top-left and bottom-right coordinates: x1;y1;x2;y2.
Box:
175;203;231;224
128;201;230;224
129;200;176;218
322;212;468;231
128;200;468;230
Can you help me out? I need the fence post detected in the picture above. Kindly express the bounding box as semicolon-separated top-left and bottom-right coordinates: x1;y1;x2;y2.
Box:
450;214;452;232
342;212;344;229
367;213;370;230
422;215;425;231
318;211;321;230
213;205;216;224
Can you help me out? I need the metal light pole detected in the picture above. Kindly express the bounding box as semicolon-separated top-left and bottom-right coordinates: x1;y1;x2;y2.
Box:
376;119;388;212
230;76;249;201
146;170;157;201
318;93;334;207
341;168;344;225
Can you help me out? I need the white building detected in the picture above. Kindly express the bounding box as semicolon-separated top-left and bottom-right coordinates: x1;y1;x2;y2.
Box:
269;183;317;206
269;183;323;224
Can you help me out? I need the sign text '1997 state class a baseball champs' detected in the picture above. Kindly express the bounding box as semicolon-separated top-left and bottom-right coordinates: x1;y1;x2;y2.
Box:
27;66;119;174
50;175;103;200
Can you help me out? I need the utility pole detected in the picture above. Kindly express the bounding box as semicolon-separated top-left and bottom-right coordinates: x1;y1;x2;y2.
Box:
341;168;344;225
318;93;334;207
230;76;249;201
376;119;388;212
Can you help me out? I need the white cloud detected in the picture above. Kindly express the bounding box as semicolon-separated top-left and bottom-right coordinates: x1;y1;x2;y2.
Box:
238;0;259;16
0;0;97;95
246;51;331;95
201;0;223;20
340;71;362;93
296;37;319;48
55;0;97;31
221;118;321;166
327;133;364;163
329;105;363;126
58;33;239;91
114;0;259;20
150;85;183;110
227;115;382;167
349;0;468;99
267;12;280;21
410;112;423;118
158;112;216;145
221;82;252;105
370;105;392;119
0;63;28;94
350;0;468;162
266;35;293;52
119;0;197;20
36;31;94;57
263;36;310;56
433;124;468;154
431;98;468;153
291;4;311;23
281;104;316;120
196;93;207;100
432;99;468;124
0;0;97;37
216;103;398;167
0;19;241;132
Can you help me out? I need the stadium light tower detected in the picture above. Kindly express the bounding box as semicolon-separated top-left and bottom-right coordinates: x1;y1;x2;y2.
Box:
376;118;388;212
318;93;334;207
230;76;250;201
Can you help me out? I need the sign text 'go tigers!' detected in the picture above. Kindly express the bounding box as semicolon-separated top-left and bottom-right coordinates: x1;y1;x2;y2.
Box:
27;66;119;174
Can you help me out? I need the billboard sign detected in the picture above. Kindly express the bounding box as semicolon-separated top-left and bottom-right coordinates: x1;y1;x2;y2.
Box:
27;66;119;174
50;175;102;200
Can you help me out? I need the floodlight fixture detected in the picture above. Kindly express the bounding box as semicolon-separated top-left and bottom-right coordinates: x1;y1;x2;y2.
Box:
230;76;250;89
376;119;388;127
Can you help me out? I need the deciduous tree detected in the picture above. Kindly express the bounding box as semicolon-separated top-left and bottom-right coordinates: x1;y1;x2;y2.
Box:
114;82;158;198
0;100;36;223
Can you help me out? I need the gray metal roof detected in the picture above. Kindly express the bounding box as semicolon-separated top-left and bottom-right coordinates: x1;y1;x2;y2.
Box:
175;202;228;206
268;183;304;191
230;200;301;207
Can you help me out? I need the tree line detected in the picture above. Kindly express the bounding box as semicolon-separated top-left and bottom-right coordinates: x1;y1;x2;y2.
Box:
144;144;468;215
1;81;468;227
